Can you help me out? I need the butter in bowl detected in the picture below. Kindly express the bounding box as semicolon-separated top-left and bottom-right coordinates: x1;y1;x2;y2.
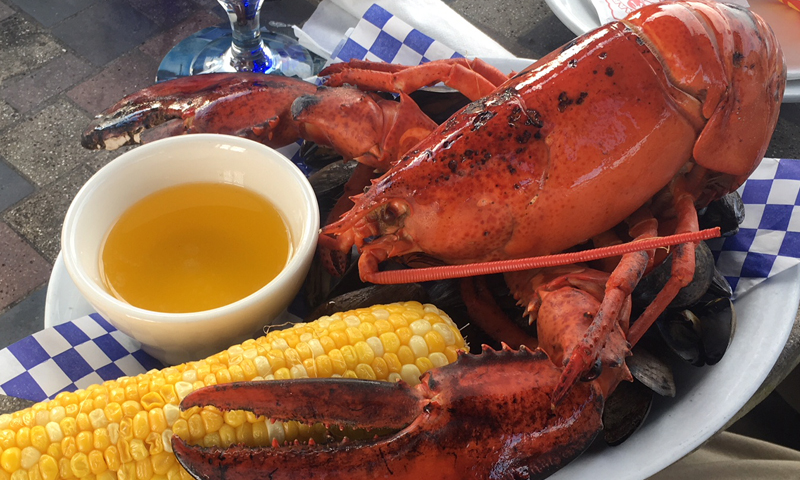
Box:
61;134;320;365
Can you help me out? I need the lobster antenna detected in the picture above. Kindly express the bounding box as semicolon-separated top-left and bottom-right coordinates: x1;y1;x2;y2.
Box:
364;227;721;284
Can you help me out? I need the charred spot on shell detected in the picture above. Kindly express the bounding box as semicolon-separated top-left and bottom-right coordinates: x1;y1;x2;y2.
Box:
605;67;615;77
576;92;588;105
557;92;574;112
733;51;745;67
507;105;523;126
568;59;578;68
516;130;532;144
471;110;497;131
525;109;544;128
599;52;608;59
290;93;322;118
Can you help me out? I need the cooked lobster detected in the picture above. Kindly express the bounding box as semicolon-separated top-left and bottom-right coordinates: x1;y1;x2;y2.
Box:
81;1;785;478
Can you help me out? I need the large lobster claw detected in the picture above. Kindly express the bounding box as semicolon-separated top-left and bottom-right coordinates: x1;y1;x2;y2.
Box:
172;347;604;480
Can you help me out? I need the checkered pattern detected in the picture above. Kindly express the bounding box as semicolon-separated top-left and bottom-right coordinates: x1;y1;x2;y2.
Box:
0;314;162;401
332;4;462;65
708;158;800;298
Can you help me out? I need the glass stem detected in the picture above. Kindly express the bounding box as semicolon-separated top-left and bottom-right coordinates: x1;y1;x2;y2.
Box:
218;0;273;72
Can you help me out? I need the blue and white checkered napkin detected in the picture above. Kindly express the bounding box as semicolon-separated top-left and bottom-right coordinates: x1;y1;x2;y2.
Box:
708;157;800;296
0;314;162;401
330;4;463;65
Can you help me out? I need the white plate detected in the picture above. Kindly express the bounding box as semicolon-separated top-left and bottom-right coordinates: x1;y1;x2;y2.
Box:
44;55;800;478
544;0;800;100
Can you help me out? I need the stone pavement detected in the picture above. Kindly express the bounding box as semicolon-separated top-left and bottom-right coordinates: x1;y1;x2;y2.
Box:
0;0;799;449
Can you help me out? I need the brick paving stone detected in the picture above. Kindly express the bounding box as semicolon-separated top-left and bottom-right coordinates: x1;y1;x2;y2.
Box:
0;1;13;22
0;222;51;311
50;0;160;67
129;0;200;28
3;165;95;262
0;98;113;186
0;285;46;348
67;49;160;115
5;0;97;28
0;16;62;84
0;53;94;113
0;157;34;212
139;10;222;61
0;100;20;132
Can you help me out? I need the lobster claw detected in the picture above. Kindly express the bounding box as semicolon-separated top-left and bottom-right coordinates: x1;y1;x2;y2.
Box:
172;347;605;480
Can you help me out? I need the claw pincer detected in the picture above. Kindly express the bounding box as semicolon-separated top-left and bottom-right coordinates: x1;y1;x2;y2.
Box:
173;347;603;480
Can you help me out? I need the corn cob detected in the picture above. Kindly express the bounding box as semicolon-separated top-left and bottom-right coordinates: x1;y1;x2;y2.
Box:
0;301;466;480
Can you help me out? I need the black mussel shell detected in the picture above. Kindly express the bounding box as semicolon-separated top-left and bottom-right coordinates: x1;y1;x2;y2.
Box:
633;241;715;310
306;283;429;320
308;159;358;200
603;379;654;446
697;297;736;365
656;297;736;366
627;346;676;397
300;142;344;169
698;191;745;237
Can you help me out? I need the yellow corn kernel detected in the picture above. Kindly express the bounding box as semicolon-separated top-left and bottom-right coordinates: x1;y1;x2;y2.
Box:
87;451;106;475
57;457;73;480
397;345;415;366
135;458;153;480
0;430;15;449
149;453;173;477
138;393;163;412
16;428;31;449
30;426;48;453
96;472;114;480
60;438;76;459
400;364;423;385
102;446;119;472
120;402;141;420
69;453;90;478
371;357;389;380
1;447;21;472
75;432;92;454
45;444;60;462
415;357;434;375
353;364;376;380
339;346;358;370
129;440;147;462
186;415;204;442
146;410;166;435
59;418;76;439
92;429;109;451
37;455;58;480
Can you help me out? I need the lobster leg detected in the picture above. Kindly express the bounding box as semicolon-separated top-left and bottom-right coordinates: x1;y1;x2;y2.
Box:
628;191;700;345
321;58;510;102
550;209;660;404
460;276;538;349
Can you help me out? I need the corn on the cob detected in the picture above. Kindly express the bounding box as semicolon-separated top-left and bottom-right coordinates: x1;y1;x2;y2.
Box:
0;302;466;480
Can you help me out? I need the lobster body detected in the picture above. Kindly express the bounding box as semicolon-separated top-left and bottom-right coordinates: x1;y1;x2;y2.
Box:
321;1;784;272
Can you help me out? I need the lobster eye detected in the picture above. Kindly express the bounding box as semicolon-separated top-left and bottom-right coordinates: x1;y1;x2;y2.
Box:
382;205;398;225
380;201;408;228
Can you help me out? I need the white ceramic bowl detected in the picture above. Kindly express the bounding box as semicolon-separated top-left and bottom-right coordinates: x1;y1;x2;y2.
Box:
62;134;319;365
